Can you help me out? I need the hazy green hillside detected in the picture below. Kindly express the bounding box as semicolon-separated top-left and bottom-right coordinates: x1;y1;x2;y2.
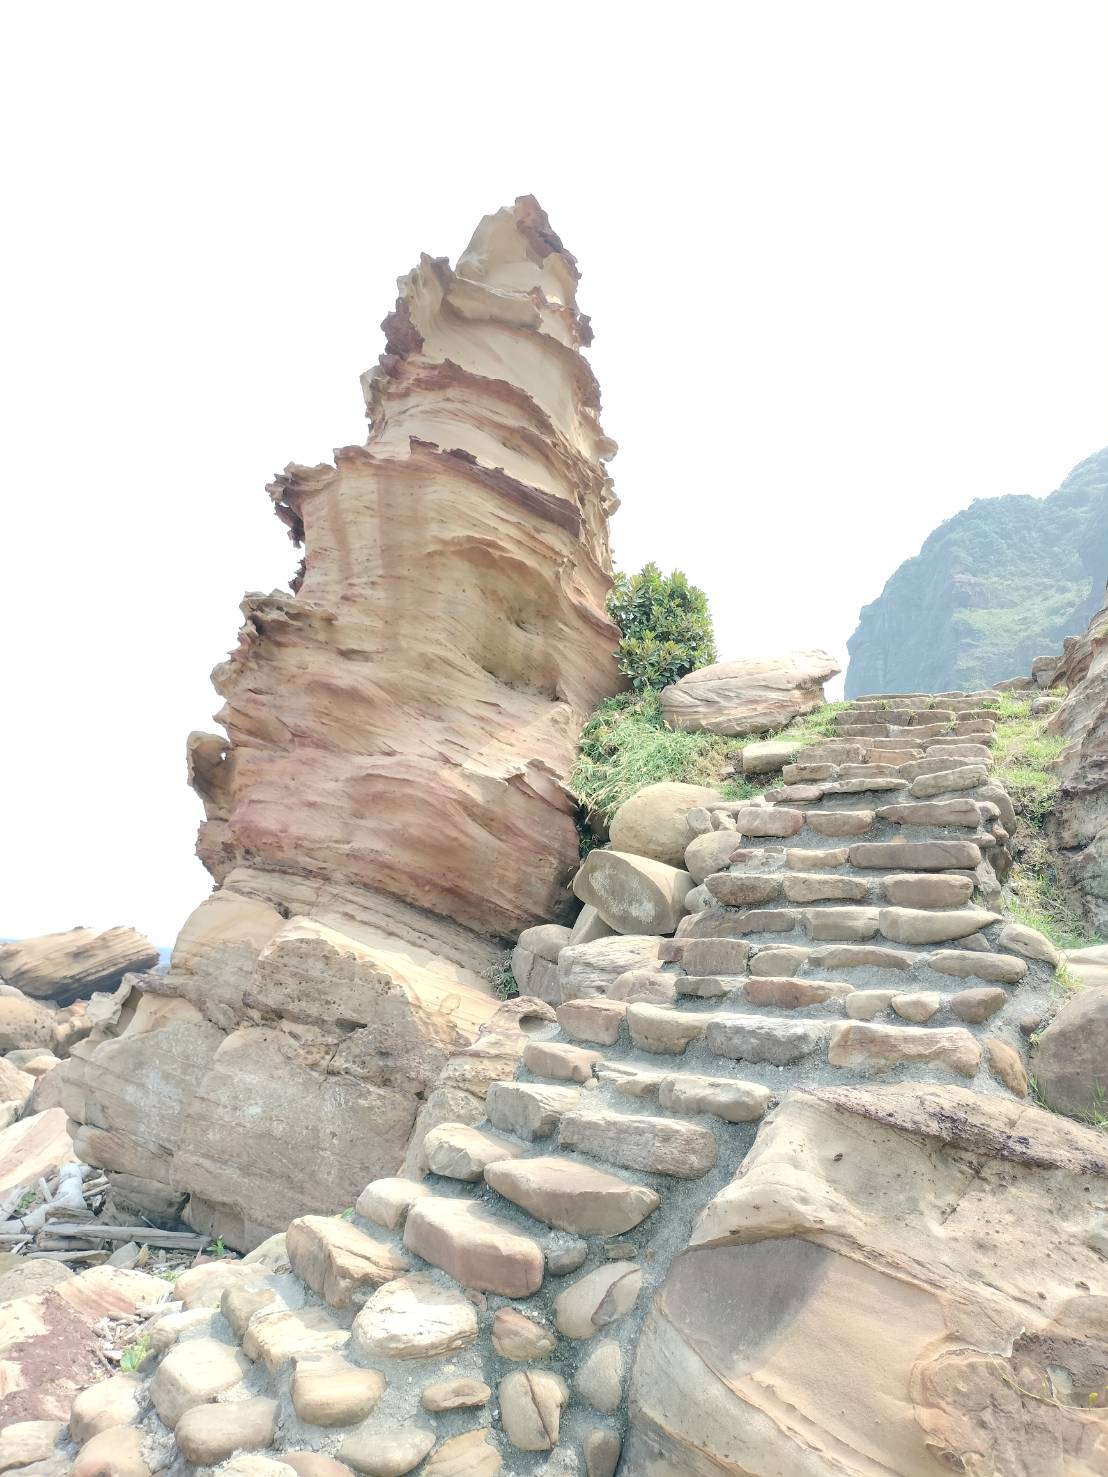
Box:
846;447;1108;696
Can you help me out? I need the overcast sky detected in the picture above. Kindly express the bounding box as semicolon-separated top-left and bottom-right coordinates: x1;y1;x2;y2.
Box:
3;2;1105;946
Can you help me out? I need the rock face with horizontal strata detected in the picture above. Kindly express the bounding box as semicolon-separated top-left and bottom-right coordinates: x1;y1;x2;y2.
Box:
59;199;621;1248
192;194;621;945
626;1083;1108;1476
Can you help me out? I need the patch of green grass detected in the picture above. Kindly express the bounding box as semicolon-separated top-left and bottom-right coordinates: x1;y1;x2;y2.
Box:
777;701;852;741
209;1236;226;1259
571;690;749;824
120;1333;151;1372
991;696;1100;952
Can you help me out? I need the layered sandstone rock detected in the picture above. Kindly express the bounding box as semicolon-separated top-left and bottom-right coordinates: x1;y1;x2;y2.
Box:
659;652;840;736
192;193;620;943
60;199;621;1247
626;1084;1108;1476
1044;590;1108;928
0;928;159;1005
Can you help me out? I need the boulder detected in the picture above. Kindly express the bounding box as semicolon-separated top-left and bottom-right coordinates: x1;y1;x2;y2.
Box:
62;921;499;1248
0;928;159;1004
741;738;808;775
608;783;725;866
0;992;56;1054
1065;944;1108;989
573;850;693;934
660;652;840;736
627;1083;1108;1476
1033;986;1108;1117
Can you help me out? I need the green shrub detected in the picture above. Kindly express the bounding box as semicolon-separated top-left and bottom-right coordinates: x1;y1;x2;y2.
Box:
607;563;716;691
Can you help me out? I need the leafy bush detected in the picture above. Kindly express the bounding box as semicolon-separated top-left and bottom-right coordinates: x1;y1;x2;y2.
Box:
607;563;716;691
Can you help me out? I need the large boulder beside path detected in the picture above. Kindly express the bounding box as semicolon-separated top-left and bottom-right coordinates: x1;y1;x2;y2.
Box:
608;783;724;867
659;650;840;736
1033;985;1108;1118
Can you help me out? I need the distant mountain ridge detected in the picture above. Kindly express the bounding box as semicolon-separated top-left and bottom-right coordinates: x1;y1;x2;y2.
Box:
845;447;1108;696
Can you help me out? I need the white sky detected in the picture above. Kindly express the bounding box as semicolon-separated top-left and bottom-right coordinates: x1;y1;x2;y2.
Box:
2;2;1106;946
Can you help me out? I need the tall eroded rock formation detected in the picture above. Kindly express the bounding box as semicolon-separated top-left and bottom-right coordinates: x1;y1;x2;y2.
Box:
61;199;623;1247
192;195;621;946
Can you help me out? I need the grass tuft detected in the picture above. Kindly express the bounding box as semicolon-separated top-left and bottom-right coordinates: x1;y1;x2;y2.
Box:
571;690;752;824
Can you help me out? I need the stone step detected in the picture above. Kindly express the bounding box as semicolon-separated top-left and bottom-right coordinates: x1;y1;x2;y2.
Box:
556;1107;719;1179
422;1122;527;1181
483;1154;661;1235
485;1080;582;1141
522;1039;603;1083
402;1196;545;1297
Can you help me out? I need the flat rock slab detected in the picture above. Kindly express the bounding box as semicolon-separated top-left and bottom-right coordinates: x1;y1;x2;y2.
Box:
174;1396;278;1464
523;1040;602;1083
338;1425;435;1476
558;1109;718;1179
241;1303;349;1372
355;1178;432;1232
742;977;854;1009
707;1016;826;1065
705;873;783;906
849;840;982;871
422;1429;503;1476
423;1123;525;1181
556;999;626;1046
403;1201;544;1298
627;1003;711;1054
286;1215;409;1307
804;908;881;941
499;1368;569;1451
291;1353;384;1425
879;907;1000;945
658;1073;772;1123
485;1155;660;1235
882;874;975;908
783;874;868;903
924;951;1026;985
878;798;985;827
352;1272;478;1360
150;1337;252;1427
485;1081;582;1141
807;811;876;837
827;1021;981;1077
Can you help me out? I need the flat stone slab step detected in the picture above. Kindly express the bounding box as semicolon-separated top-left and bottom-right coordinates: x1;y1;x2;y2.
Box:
403;1198;545;1297
285;1215;410;1309
706;1015;826;1065
522;1040;602;1083
485;1081;582;1141
827;1020;981;1077
423;1123;526;1182
556;1108;718;1179
484;1155;661;1235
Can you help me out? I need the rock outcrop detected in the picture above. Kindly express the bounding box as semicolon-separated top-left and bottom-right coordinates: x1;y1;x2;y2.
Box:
0;928;159;1005
627;1083;1108;1476
846;445;1108;696
60;198;622;1248
192;193;620;944
659;652;839;735
1043;589;1108;929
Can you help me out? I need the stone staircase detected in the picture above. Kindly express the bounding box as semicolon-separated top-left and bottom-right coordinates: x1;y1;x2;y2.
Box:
67;691;1066;1477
